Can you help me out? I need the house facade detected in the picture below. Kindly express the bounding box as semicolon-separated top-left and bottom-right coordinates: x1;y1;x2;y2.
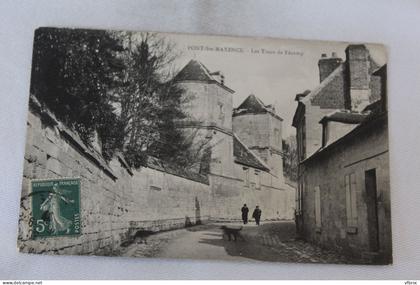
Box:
292;46;392;263
175;60;295;220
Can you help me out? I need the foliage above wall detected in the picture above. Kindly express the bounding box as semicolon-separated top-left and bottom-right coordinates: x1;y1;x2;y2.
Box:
30;28;209;171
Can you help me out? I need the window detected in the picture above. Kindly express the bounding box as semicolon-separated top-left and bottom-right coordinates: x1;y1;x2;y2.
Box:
150;185;161;191
345;173;358;229
255;170;261;189
218;102;225;122
274;128;280;146
314;186;321;230
244;167;250;187
149;175;163;192
187;91;197;105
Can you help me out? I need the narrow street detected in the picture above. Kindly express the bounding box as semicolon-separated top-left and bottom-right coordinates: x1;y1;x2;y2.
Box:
121;221;349;264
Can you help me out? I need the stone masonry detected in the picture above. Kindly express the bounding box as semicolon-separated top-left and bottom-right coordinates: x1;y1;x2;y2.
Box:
18;98;212;255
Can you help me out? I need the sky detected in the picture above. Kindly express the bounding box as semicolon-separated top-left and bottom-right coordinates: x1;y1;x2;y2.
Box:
157;32;387;137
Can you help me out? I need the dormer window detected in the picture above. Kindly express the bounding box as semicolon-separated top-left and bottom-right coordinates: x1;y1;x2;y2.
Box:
218;102;225;121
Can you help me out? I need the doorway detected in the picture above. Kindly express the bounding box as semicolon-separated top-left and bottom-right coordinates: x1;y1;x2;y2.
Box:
365;169;380;252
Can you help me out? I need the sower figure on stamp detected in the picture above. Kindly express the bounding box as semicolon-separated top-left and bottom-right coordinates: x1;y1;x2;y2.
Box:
252;205;262;226
241;204;249;224
40;183;74;234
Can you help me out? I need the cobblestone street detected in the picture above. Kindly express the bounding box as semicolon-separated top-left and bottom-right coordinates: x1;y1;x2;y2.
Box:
121;221;349;264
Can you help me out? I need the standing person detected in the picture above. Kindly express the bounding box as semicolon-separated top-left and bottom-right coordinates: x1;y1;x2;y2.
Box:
252;205;262;226
241;204;249;224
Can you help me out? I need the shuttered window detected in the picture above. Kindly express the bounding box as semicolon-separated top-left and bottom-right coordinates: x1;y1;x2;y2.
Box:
244;168;250;187
345;173;358;228
255;170;261;189
314;186;321;228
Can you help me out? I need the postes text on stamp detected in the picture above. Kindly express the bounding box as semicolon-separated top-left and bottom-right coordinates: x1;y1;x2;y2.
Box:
31;178;81;238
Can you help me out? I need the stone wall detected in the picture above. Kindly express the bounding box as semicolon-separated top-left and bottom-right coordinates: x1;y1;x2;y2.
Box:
177;81;236;178
233;113;284;181
210;172;295;221
233;113;271;149
18;96;295;256
178;81;233;132
301;117;391;263
18;103;212;256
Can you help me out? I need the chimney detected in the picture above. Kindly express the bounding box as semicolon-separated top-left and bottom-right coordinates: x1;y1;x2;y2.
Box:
318;52;343;82
265;104;275;113
345;44;371;111
210;71;225;85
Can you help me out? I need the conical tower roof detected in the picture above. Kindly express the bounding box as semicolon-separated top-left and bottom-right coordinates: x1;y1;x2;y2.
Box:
234;94;283;121
174;60;214;82
236;94;268;113
174;60;234;93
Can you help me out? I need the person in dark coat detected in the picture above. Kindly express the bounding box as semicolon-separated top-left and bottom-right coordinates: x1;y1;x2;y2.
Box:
252;205;262;226
241;204;249;224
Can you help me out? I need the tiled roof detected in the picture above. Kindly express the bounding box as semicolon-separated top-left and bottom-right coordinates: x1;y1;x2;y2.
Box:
302;98;387;165
174;59;214;82
319;111;368;124
373;64;387;76
306;64;346;109
146;156;209;185
304;57;381;109
233;94;283;121
302;114;387;165
233;134;270;172
236;94;267;112
295;90;311;101
174;59;234;93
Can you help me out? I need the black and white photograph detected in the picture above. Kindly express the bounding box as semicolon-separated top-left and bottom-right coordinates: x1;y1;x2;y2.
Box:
17;27;391;265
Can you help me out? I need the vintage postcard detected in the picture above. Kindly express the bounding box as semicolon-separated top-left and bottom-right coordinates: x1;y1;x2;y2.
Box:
18;27;391;264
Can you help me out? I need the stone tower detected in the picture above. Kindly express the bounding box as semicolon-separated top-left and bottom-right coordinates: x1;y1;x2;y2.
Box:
232;94;284;185
174;60;236;177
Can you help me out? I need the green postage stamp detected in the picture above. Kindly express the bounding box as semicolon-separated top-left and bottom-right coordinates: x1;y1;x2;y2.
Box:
31;178;81;238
